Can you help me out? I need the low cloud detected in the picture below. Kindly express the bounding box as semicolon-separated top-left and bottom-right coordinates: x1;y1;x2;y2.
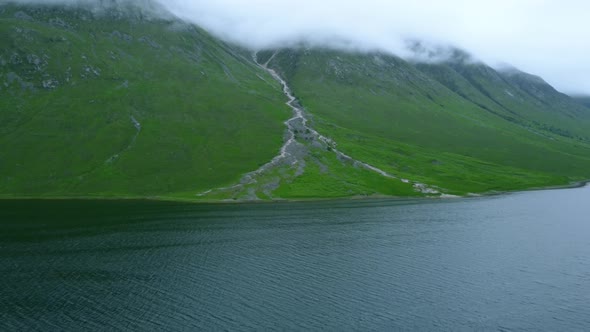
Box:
161;0;590;95
5;0;590;94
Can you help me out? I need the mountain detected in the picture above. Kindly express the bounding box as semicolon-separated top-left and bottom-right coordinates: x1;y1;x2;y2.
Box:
1;2;589;200
0;2;290;199
260;49;590;195
572;95;590;108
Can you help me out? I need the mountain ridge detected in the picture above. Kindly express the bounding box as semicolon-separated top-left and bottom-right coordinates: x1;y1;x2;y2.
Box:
1;2;589;200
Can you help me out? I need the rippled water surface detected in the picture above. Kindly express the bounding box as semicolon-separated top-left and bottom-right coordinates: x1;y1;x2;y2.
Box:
2;186;590;330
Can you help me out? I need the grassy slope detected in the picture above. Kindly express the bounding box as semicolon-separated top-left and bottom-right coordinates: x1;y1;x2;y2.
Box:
0;4;290;198
266;49;590;195
2;4;589;200
272;148;420;199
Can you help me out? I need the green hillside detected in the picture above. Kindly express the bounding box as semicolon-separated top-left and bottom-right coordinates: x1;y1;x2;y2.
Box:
262;49;590;195
0;3;290;198
1;2;589;201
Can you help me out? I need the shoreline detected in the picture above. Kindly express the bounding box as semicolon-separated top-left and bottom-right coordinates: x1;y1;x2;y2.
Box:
479;179;590;198
0;180;588;205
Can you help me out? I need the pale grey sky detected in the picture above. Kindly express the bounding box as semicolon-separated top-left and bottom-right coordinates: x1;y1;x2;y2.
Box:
7;0;590;94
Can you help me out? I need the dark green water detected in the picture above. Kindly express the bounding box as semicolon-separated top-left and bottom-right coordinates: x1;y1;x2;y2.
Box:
1;186;590;330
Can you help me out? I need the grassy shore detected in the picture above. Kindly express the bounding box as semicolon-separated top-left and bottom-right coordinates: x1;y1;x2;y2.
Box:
1;179;587;205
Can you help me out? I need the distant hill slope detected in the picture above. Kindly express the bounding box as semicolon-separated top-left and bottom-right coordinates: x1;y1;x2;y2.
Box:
572;95;590;108
261;49;590;194
1;3;589;200
0;3;290;198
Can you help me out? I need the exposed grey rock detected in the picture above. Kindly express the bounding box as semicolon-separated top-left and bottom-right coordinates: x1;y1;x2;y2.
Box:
139;36;161;49
197;51;440;199
42;78;59;90
108;50;118;61
12;26;36;42
337;153;354;164
262;178;281;197
5;72;34;91
240;174;254;185
49;17;71;29
14;11;33;21
310;140;325;149
243;188;259;201
26;54;47;71
111;30;133;42
130;115;141;131
294;160;306;177
82;65;101;78
117;80;129;89
414;183;440;194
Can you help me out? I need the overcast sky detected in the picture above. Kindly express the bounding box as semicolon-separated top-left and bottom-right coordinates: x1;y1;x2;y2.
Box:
154;0;590;95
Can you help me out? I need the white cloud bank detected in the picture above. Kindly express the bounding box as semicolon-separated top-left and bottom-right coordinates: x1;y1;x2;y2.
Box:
159;0;590;95
5;0;590;94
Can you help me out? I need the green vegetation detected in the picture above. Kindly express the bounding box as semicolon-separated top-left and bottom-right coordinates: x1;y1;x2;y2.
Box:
264;49;590;195
1;3;589;201
0;4;289;198
272;149;420;199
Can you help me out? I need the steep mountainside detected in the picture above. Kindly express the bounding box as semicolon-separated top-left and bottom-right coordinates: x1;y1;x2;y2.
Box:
0;3;291;198
572;95;590;108
261;49;590;194
1;2;589;200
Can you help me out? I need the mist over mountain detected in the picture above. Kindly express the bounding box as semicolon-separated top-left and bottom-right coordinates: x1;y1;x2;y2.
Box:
4;0;590;94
